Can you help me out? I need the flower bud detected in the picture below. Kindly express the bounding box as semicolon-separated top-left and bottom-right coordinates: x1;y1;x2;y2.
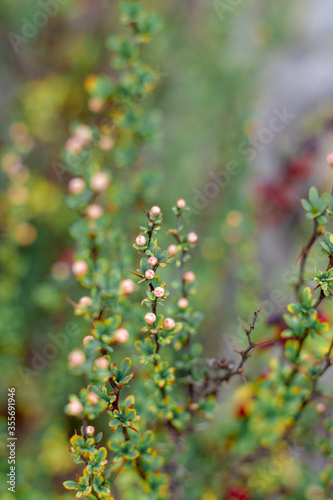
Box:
68;177;86;194
95;357;109;370
154;287;165;298
68;350;86;367
90;172;110;192
65;136;84;153
183;271;195;283
115;328;129;343
145;312;156;325
177;297;189;309
327;153;333;166
87;392;99;405
187;232;198;244
83;335;94;347
145;269;155;280
176;198;186;209
78;296;92;306
72;260;88;277
86;203;104;220
167;244;178;255
120;279;135;295
148;256;158;266
68;400;83;416
88;97;104;113
85;425;95;436
164;318;175;330
151;205;161;216
316;403;326;414
136;235;147;246
75;125;92;143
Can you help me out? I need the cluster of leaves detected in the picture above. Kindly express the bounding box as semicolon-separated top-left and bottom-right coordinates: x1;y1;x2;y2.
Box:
62;2;171;499
62;4;260;496
213;185;333;498
61;1;333;499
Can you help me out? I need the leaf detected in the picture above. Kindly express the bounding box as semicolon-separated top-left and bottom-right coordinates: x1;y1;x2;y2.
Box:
309;186;319;206
120;357;131;374
301;199;312;212
63;481;78;490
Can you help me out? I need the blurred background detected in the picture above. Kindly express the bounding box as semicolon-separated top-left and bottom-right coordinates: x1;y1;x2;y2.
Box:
1;0;333;498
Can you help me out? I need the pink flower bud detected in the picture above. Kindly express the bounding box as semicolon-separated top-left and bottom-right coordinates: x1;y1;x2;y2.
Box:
183;271;195;283
151;205;161;216
75;125;93;143
178;297;189;309
148;256;158;266
95;357;109;370
145;312;156;325
327;153;333;166
85;425;95;436
120;279;135;295
316;403;326;414
154;287;164;298
164;318;175;330
177;198;186;209
68;400;83;416
145;269;155;280
87;392;99;405
78;296;92;306
187;232;198;244
86;203;104;220
83;335;94;347
115;328;129;343
72;260;88;277
167;244;178;255
65;136;84;153
68;350;86;367
136;235;147;246
68;177;86;194
88;97;104;113
90;172;110;192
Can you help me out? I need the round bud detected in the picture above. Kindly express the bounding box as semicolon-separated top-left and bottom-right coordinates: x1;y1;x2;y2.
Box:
86;203;104;220
72;260;88;277
89;96;104;112
85;425;95;436
167;244;178;255
327;153;333;166
151;205;161;216
148;256;158;266
87;392;99;405
178;297;189;309
65;136;84;153
316;403;326;414
136;235;147;246
145;269;155;280
68;177;86;194
83;335;94;347
120;279;135;295
145;312;156;325
68;400;83;416
75;124;92;143
95;357;109;370
177;198;186;209
115;328;129;343
187;232;198;244
68;350;86;367
183;271;196;283
164;318;175;330
154;287;165;298
78;296;92;306
90;172;110;192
